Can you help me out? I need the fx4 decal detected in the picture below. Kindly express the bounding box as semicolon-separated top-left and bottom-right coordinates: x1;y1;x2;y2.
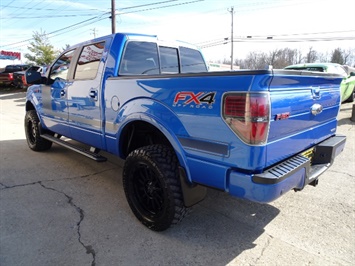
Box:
173;92;216;108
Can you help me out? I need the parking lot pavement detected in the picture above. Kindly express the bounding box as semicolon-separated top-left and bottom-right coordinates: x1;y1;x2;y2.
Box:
1;92;354;266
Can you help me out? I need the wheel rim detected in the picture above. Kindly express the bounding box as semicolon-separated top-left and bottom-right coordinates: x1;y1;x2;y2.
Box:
131;162;164;217
27;119;36;144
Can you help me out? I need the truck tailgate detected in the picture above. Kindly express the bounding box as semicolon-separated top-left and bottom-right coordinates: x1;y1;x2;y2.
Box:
266;70;343;167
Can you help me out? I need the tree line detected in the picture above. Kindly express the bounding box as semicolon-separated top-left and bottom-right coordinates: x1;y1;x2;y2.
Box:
25;31;355;70
219;47;355;69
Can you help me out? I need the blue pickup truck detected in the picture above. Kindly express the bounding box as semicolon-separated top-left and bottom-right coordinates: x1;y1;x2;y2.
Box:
25;33;346;231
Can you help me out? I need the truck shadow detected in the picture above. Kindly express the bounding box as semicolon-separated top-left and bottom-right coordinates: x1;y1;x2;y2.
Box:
162;189;279;264
83;144;280;264
1;139;280;266
338;117;355;126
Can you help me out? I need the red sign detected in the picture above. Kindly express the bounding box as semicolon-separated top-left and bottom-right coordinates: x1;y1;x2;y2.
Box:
0;50;21;60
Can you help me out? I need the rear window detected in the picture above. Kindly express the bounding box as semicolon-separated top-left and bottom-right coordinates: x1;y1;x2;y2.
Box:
4;65;29;73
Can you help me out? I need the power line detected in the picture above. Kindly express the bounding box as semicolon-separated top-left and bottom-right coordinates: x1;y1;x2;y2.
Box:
0;0;205;49
198;36;355;49
0;4;102;11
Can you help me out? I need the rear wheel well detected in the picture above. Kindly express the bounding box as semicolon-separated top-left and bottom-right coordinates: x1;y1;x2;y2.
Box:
120;121;172;158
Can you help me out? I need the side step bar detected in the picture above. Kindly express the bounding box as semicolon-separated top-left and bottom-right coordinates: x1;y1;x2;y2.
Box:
41;134;107;162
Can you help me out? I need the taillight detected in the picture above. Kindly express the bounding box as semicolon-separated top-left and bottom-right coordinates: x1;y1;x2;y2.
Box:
9;73;13;81
223;93;270;145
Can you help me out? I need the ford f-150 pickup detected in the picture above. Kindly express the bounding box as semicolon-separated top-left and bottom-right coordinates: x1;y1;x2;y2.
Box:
25;32;346;231
0;64;30;86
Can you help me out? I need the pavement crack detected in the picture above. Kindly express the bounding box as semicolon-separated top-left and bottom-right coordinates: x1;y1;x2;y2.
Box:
38;182;96;266
0;182;10;188
328;169;354;178
254;234;273;264
0;167;117;190
0;181;39;190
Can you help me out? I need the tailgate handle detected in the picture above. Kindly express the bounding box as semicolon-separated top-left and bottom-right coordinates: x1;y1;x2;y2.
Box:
311;87;321;99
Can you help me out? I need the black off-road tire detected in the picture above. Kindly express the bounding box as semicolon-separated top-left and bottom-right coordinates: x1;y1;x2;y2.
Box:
24;110;53;151
123;145;187;231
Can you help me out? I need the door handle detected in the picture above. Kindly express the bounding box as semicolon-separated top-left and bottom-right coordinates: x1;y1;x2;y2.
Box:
89;89;98;101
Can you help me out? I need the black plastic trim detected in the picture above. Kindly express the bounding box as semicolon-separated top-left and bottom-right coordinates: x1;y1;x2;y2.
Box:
179;137;229;156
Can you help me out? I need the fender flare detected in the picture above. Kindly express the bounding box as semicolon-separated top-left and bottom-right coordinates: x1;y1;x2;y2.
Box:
25;85;46;127
115;99;207;207
116;98;191;180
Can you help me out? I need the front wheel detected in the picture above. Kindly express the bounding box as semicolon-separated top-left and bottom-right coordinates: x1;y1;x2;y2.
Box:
123;145;187;231
24;110;52;151
345;86;354;103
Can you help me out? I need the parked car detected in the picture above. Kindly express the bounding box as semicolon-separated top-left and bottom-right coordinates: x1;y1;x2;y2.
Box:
13;65;48;89
0;64;30;86
284;63;355;103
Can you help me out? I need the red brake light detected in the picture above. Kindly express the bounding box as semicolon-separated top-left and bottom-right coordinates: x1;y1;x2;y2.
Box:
223;93;270;145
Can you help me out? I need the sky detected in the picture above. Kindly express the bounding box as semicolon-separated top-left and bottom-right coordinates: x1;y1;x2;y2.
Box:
0;0;354;64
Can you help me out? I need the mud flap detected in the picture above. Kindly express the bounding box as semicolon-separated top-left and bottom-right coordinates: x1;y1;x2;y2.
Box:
179;167;207;207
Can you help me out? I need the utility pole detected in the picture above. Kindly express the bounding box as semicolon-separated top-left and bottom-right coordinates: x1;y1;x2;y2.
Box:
91;28;97;38
111;0;116;34
228;6;235;70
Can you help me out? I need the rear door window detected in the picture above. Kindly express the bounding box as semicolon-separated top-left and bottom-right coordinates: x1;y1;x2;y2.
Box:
119;41;159;75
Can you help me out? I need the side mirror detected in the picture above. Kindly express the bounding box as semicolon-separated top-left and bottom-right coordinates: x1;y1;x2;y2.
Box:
26;71;45;84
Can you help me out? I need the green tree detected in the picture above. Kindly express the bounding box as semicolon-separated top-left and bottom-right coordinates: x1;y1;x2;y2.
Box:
25;30;57;65
330;48;345;64
305;47;317;63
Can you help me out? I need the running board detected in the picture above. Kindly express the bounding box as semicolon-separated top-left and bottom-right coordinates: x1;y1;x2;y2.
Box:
41;134;107;162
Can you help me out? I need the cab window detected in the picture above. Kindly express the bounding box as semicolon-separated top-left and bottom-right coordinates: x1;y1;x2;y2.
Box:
74;42;105;80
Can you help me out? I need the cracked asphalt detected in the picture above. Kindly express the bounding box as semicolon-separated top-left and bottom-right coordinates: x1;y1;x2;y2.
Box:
0;91;354;266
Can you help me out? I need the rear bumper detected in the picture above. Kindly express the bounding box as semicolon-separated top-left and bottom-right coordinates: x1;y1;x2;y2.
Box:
228;134;346;203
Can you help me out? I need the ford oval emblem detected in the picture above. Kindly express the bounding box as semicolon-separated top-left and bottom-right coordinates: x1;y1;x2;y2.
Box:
311;104;323;115
311;87;321;100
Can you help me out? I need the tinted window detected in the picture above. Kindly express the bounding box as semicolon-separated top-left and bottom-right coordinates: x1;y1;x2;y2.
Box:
119;41;159;75
306;67;325;72
5;65;29;72
160;47;179;74
180;47;207;73
74;42;105;80
50;50;75;80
